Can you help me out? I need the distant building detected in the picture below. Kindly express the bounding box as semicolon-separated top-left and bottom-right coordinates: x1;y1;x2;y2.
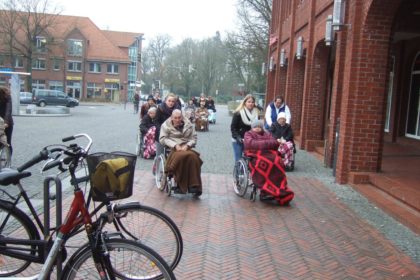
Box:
0;12;143;102
266;0;420;184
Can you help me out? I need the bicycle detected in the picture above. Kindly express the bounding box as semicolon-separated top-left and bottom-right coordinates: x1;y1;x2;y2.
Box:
0;133;176;279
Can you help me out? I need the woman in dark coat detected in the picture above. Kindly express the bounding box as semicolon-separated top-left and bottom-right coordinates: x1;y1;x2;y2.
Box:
0;87;14;154
230;94;259;162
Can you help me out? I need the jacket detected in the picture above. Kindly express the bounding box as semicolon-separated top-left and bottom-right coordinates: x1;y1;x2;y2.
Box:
270;122;294;142
244;130;279;151
0;95;13;127
159;117;197;149
139;114;158;135
230;111;251;140
155;102;181;141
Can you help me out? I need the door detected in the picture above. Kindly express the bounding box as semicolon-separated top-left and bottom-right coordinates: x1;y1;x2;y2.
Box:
406;53;420;139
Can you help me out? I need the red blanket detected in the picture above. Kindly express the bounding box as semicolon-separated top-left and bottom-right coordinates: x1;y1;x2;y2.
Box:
245;150;294;205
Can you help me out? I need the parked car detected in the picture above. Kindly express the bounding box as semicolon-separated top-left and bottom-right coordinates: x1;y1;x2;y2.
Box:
19;92;33;105
32;89;79;107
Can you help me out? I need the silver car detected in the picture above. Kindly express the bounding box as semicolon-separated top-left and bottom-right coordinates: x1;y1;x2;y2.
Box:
19;92;33;105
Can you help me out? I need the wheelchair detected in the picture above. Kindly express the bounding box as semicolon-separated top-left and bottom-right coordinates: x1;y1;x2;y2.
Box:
232;156;259;201
154;146;200;197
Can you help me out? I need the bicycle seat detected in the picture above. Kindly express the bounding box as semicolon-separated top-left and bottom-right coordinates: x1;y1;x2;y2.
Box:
0;168;31;186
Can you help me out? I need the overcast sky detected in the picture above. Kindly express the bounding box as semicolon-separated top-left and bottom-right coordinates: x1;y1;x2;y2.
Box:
53;0;239;46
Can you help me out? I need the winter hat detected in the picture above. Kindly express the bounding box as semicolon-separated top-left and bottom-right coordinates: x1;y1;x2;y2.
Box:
251;119;264;129
277;112;287;120
147;95;155;101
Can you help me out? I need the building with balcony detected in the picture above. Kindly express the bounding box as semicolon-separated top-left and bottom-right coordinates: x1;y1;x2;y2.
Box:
0;12;143;102
267;0;420;232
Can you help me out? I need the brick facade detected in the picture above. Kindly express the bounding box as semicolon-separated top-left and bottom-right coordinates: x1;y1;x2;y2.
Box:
267;0;420;184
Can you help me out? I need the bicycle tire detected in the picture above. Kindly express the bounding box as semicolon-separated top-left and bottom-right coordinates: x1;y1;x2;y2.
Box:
0;146;11;170
61;238;176;280
0;200;40;276
102;203;183;271
233;159;249;197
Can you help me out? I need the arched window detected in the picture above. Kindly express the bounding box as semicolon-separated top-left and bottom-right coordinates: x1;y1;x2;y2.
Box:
406;52;420;138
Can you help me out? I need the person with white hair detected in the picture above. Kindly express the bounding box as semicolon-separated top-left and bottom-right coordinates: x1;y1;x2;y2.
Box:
270;112;295;169
264;96;291;129
139;107;158;158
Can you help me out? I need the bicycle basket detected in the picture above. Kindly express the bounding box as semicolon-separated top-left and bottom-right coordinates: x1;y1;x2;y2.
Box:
86;152;137;202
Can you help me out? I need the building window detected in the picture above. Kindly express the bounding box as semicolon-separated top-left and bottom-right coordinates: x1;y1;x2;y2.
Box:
49;81;63;91
67;61;82;72
36;36;47;52
107;63;119;74
89;62;101;73
33;79;46;89
52;59;61;70
32;58;46;70
87;82;102;98
67;39;83;56
14;56;24;68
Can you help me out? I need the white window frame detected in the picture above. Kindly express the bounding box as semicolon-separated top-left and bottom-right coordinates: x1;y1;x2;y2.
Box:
67;39;83;56
32;58;46;70
36;36;47;52
67;61;82;72
89;62;101;73
14;56;24;68
107;63;119;74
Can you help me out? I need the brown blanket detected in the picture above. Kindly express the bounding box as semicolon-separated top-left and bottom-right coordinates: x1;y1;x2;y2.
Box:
165;150;203;193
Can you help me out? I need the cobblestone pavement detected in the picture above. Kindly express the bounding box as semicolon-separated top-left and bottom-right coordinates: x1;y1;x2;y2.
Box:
5;103;420;279
131;171;419;279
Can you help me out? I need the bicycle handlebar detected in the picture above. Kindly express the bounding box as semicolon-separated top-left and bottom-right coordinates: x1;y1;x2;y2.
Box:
17;149;49;172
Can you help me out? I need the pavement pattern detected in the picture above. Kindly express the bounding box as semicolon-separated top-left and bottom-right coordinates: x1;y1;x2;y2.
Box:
131;171;419;279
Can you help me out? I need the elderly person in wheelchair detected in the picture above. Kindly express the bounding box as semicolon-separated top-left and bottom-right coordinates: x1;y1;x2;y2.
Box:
195;100;209;131
242;119;294;205
159;109;203;197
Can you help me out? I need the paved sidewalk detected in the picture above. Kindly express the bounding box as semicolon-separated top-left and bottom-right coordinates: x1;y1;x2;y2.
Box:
132;171;419;279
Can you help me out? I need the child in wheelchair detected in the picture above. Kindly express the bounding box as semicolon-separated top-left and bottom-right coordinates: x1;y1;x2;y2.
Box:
242;119;294;205
159;109;203;197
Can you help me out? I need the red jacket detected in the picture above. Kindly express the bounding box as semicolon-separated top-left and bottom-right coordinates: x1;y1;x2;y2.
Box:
244;130;279;151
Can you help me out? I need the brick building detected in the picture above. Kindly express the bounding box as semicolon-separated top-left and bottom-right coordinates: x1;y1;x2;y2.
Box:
0;13;143;102
267;0;420;187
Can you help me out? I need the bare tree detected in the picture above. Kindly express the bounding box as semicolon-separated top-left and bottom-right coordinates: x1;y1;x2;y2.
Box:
0;0;61;91
224;0;272;94
144;34;171;91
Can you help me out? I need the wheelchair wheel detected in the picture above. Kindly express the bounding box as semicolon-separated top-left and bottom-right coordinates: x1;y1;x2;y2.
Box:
135;132;144;158
0;145;11;170
233;158;249;197
155;155;166;191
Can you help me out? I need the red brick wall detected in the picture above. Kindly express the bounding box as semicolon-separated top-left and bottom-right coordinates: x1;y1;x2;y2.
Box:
287;58;305;131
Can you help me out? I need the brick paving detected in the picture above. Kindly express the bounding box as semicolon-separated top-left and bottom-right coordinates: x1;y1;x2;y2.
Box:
131;171;419;279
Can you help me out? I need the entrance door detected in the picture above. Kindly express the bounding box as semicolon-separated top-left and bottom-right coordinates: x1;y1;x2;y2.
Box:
66;81;82;99
406;53;420;139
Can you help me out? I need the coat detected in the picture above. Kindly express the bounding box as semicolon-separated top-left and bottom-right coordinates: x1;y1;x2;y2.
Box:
139;114;158;135
230;111;251;140
159;117;197;149
244;130;279;151
0;95;13;127
270;122;294;142
155;102;181;141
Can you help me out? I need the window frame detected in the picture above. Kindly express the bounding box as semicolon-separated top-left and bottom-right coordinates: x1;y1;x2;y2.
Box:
32;58;46;70
106;63;119;74
89;62;102;73
67;60;82;72
67;39;84;57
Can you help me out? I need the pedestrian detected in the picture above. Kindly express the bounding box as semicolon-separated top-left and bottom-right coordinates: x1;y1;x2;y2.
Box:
0;87;14;154
154;93;181;164
264;96;291;129
207;96;216;112
270;112;295;169
230;94;259;162
133;92;140;114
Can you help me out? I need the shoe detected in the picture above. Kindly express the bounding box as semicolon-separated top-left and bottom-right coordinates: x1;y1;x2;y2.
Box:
189;186;200;193
259;192;275;201
193;191;202;198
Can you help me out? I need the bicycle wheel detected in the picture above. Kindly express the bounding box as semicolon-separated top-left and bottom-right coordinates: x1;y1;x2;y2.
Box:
155;155;166;191
0;146;11;170
0;200;40;277
102;203;183;271
233;158;249;197
62;238;176;280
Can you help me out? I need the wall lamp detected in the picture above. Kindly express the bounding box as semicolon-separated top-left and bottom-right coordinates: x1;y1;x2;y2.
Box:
268;56;276;72
332;0;346;31
280;49;287;67
325;15;334;46
296;36;304;60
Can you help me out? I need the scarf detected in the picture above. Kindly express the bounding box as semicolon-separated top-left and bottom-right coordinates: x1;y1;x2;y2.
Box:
239;108;259;126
